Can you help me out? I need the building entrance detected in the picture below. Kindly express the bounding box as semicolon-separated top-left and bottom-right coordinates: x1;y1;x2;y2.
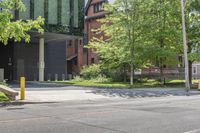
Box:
0;42;14;81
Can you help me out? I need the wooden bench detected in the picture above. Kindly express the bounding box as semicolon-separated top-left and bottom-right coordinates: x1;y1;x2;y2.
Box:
0;85;18;100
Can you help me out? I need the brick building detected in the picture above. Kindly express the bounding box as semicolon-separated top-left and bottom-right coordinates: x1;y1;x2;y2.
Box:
84;0;190;81
85;0;114;65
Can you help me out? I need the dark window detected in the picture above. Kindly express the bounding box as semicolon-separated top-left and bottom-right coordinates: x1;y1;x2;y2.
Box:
68;40;72;47
83;48;88;53
74;59;77;66
91;58;95;64
75;39;78;53
193;67;197;74
94;2;103;13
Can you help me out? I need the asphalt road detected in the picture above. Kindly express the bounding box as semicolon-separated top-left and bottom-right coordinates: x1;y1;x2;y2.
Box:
1;94;200;133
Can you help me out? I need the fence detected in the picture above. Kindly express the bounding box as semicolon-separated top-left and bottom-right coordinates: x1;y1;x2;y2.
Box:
135;68;193;81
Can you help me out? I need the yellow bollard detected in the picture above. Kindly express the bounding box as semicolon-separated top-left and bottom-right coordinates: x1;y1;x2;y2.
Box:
20;77;25;100
198;80;200;91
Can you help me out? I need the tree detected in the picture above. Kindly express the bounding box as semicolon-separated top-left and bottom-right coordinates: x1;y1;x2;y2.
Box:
186;0;200;85
0;0;44;45
141;0;183;84
88;0;200;85
89;0;148;85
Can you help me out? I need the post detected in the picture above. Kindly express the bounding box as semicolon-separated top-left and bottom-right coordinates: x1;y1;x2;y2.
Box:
20;77;25;100
39;37;45;82
181;0;190;90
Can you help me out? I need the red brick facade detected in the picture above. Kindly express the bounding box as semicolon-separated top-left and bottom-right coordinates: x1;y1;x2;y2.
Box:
85;0;108;65
66;39;87;77
64;0;109;77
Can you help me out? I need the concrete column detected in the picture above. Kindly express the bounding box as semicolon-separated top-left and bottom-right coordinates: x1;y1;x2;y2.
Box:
39;37;45;81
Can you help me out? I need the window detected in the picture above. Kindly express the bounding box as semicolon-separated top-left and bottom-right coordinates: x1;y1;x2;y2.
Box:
193;67;197;74
74;59;77;66
68;40;72;47
94;2;103;13
91;58;95;64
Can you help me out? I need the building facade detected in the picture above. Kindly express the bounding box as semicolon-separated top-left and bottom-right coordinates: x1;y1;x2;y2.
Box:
85;0;112;65
85;0;196;81
0;0;87;81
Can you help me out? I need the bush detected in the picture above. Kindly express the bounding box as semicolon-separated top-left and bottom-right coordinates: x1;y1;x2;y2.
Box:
79;64;112;83
72;75;111;83
0;81;7;86
81;64;101;79
90;75;112;83
0;92;10;102
72;76;84;82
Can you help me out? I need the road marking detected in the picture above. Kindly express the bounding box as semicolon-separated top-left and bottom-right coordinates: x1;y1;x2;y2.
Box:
184;129;200;133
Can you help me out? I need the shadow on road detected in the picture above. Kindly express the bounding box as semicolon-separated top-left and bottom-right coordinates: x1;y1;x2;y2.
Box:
0;101;59;108
89;89;200;98
8;81;70;88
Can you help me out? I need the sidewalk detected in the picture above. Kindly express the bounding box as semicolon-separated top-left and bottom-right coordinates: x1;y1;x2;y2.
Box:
13;88;200;103
15;89;122;102
7;82;200;103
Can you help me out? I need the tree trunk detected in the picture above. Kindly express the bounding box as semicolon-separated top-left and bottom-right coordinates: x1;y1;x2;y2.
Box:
188;60;193;86
130;64;134;85
160;65;164;84
187;41;192;87
159;58;166;85
123;66;127;83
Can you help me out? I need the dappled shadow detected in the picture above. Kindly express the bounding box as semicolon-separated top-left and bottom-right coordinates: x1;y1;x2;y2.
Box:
90;88;200;99
8;81;70;88
7;81;84;91
0;101;59;108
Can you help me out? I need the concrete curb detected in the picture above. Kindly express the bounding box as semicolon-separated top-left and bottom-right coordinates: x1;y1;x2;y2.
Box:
0;85;18;100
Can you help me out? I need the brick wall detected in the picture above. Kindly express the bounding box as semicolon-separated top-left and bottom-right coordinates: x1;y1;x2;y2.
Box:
85;0;107;65
66;38;87;76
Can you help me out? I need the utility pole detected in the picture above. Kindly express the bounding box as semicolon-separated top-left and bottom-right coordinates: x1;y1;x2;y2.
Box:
181;0;190;90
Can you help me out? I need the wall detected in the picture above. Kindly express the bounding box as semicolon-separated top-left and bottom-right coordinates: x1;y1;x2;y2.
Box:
85;0;107;65
13;43;39;81
45;41;67;81
0;42;14;81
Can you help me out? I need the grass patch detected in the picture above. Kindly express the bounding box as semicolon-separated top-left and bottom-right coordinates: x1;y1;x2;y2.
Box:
56;79;165;88
0;92;10;102
56;80;129;87
56;79;199;88
167;79;200;84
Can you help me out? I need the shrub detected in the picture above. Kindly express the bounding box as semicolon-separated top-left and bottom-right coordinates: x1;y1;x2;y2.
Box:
72;76;84;82
90;75;112;83
81;64;101;79
0;92;10;102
